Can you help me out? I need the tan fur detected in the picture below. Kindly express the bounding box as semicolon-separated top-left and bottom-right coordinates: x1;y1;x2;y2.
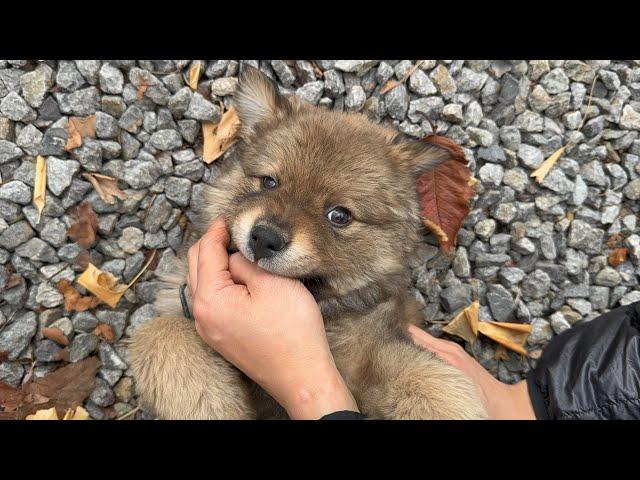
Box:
129;67;487;420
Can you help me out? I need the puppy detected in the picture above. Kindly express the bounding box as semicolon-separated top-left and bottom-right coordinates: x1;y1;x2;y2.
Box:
129;67;487;419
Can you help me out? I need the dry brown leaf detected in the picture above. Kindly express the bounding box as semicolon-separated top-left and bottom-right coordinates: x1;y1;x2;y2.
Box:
33;155;46;223
93;323;114;343
609;247;629;267
77;251;156;309
5;273;21;289
65;115;96;151
530;145;567;183
67;201;99;248
187;61;201;91
442;301;531;356
42;327;69;347
442;301;479;346
202;106;241;164
135;71;150;101
82;172;128;205
77;264;128;309
1;357;100;419
418;135;474;253
607;233;624;249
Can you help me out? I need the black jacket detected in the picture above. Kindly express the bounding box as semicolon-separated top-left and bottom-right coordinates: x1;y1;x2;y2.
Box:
527;301;640;420
322;301;640;420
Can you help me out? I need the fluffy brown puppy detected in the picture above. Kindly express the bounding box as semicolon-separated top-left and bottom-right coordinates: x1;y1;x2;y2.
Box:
129;67;487;420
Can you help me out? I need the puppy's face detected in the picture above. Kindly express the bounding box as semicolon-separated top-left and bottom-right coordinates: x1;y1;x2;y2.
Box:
212;68;451;294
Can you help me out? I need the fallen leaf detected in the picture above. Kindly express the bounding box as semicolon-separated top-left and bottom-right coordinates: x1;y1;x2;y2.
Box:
493;345;511;361
42;327;70;347
62;406;90;420
26;407;59;420
77;264;128;309
442;301;532;356
82;173;128;205
530;145;567;183
187;61;201;91
33;155;46;223
93;323;114;342
380;60;424;95
0;352;8;362
5;273;22;289
1;357;100;419
477;322;531;356
417;135;474;253
67;201;99;248
77;250;156;309
609;247;629;267
65;115;96;151
442;301;479;346
202;106;241;164
135;71;150;101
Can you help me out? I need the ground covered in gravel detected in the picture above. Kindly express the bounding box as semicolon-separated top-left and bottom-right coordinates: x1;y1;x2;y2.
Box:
1;59;639;419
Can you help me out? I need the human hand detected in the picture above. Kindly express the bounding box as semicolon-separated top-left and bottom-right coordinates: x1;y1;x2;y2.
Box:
406;324;536;420
188;217;359;420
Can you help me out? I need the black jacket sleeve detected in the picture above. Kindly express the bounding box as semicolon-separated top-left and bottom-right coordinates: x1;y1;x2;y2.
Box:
320;410;367;420
526;301;640;420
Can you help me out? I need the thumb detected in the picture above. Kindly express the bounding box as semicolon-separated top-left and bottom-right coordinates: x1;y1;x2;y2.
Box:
228;252;268;293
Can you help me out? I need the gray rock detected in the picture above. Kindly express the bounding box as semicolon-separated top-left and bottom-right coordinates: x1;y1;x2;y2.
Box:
39;128;67;156
126;303;156;335
517;144;544;169
20;64;55;108
620;105;640;130
96;310;128;341
486;284;516;321
0;140;22;164
0;91;37;122
478;163;504;187
296;81;324;105
67;87;100;115
345;86;366;112
46;157;80;196
0;180;31;204
123;160;159;189
16;237;58;263
0;311;37;360
323;70;345;98
69;333;98;363
94;111;119;139
595;266;621;287
150;129;182;151
90;377;115;407
118;105;144;133
0;221;34;249
98;63;124;94
184;92;220;122
118;227;144;254
56;60;85;91
72;311;99;333
0;362;24;387
35;339;64;362
623;179;640;200
430;65;456;98
210;77;238;97
567;220;604;255
540;68;570;94
385;84;409;120
164;176;192;207
99;342;128;370
549;312;571;334
440;284;472;312
144;195;172;233
522;269;551;299
528;318;553;345
408;69;437;96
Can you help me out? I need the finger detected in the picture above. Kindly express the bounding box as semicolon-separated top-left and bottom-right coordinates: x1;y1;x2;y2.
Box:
228;252;268;292
196;217;235;293
407;324;449;353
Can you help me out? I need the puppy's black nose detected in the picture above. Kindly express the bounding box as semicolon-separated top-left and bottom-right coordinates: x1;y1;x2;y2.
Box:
249;225;287;261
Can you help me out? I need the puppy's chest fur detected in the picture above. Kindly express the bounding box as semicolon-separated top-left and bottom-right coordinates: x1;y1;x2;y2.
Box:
249;287;425;420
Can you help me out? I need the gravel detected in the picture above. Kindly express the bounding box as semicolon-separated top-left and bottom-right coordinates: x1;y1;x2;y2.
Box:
0;59;638;418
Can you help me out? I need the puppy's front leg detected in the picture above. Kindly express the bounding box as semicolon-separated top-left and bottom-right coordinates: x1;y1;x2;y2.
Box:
354;337;487;420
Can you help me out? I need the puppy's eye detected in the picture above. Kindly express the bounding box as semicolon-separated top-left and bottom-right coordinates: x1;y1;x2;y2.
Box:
327;206;351;227
261;176;278;190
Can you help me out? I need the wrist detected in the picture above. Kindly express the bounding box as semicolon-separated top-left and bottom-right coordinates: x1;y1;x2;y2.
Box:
282;365;359;420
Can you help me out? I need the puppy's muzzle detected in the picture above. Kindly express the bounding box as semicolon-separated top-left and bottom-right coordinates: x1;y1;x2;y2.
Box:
248;225;288;261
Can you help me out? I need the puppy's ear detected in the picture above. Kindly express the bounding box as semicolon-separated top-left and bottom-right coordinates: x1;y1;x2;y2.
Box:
234;66;291;136
390;134;461;176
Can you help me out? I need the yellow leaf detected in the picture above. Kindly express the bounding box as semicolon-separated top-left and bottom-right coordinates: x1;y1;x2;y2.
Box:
477;321;532;356
202;106;241;164
78;263;128;309
26;407;59;420
442;301;479;346
82;172;128;205
530;145;567;183
77;251;156;309
442;301;531;356
62;406;90;420
187;61;201;91
65;115;96;151
33;155;46;224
